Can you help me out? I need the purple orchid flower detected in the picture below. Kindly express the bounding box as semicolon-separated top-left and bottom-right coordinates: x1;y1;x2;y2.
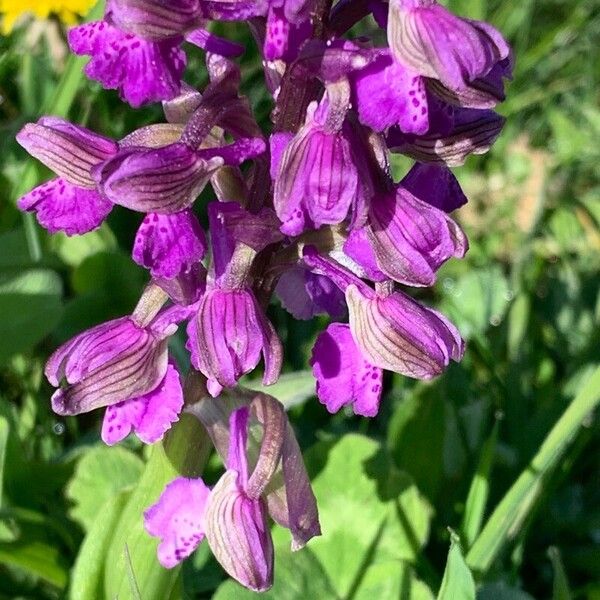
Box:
304;247;464;380
16;117;117;235
186;202;283;397
387;0;510;93
146;393;320;590
272;94;372;235
45;300;194;428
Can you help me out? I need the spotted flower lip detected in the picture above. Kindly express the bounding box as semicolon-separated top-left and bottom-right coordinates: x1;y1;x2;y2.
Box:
387;0;510;92
132;209;207;279
68;18;187;107
101;359;184;445
311;322;383;416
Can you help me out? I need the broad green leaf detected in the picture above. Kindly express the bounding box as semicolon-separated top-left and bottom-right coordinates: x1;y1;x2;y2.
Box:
66;445;144;531
461;419;500;548
65;444;140;520
243;371;315;409
548;547;572;600
447;0;485;20
213;545;337;600
0;229;31;268
0;267;63;363
467;366;600;574
353;560;434;600
295;434;431;598
49;224;117;268
0;539;68;589
387;388;446;499
69;491;130;600
437;536;475;600
388;385;466;498
104;414;211;600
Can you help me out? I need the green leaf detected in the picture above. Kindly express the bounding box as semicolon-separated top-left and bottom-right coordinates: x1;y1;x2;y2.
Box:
461;418;500;548
298;434;431;597
104;414;211;600
548;547;572;600
69;491;130;600
0;539;68;589
441;267;510;338
477;582;535;599
213;545;337;600
437;535;475;600
352;560;434;600
243;371;315;409
65;446;144;531
467;366;600;574
0;268;63;363
387;387;447;499
49;224;117;268
0;417;8;505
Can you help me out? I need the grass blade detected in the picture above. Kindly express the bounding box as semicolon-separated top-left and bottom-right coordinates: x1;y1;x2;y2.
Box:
466;366;600;574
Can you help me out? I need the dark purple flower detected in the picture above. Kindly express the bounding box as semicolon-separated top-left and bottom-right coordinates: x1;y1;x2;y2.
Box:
46;316;174;416
387;0;510;92
132;210;207;278
95;138;265;213
311;323;383;416
387;105;505;166
187;289;282;397
147;395;320;590
364;181;467;286
276;267;347;320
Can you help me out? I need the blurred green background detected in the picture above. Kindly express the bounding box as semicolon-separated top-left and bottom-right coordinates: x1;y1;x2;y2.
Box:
0;1;599;598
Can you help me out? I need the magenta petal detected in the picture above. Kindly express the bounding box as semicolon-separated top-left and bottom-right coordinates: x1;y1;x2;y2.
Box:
101;361;184;445
133;210;207;278
311;323;383;417
17;178;112;236
68;21;186;107
144;477;211;568
353;54;429;134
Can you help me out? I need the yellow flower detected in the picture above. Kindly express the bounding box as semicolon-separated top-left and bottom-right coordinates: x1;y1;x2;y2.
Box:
0;0;95;34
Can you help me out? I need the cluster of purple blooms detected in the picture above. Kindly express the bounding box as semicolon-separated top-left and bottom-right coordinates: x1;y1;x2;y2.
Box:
17;0;511;592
